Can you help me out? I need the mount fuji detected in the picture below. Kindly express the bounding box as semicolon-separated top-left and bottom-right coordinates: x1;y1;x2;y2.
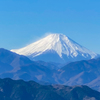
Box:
11;34;99;63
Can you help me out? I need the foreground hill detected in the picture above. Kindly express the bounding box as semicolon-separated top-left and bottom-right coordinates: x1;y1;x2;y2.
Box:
0;78;100;100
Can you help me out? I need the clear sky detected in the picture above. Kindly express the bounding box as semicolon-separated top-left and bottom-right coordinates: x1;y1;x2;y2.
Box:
0;0;100;54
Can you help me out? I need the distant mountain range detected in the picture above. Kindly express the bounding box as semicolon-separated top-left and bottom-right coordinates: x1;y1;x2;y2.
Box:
0;78;100;100
0;48;100;92
11;34;99;63
0;48;55;83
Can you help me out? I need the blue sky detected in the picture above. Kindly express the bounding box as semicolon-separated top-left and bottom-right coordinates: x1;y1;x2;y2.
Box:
0;0;100;54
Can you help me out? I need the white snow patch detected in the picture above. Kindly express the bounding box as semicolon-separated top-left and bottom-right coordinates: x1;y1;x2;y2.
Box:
11;33;98;60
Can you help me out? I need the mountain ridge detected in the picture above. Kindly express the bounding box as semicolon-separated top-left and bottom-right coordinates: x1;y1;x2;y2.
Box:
1;48;100;92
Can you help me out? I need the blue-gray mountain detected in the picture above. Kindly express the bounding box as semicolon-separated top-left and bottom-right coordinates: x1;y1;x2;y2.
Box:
0;48;100;92
0;48;55;83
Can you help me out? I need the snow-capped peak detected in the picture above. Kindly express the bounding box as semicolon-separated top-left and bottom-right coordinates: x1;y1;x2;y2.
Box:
11;33;98;63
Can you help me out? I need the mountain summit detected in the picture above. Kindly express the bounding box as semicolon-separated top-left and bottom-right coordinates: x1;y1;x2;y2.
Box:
11;34;98;63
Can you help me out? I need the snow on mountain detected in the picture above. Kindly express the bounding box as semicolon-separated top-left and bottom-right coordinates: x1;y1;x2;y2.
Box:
11;34;99;63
